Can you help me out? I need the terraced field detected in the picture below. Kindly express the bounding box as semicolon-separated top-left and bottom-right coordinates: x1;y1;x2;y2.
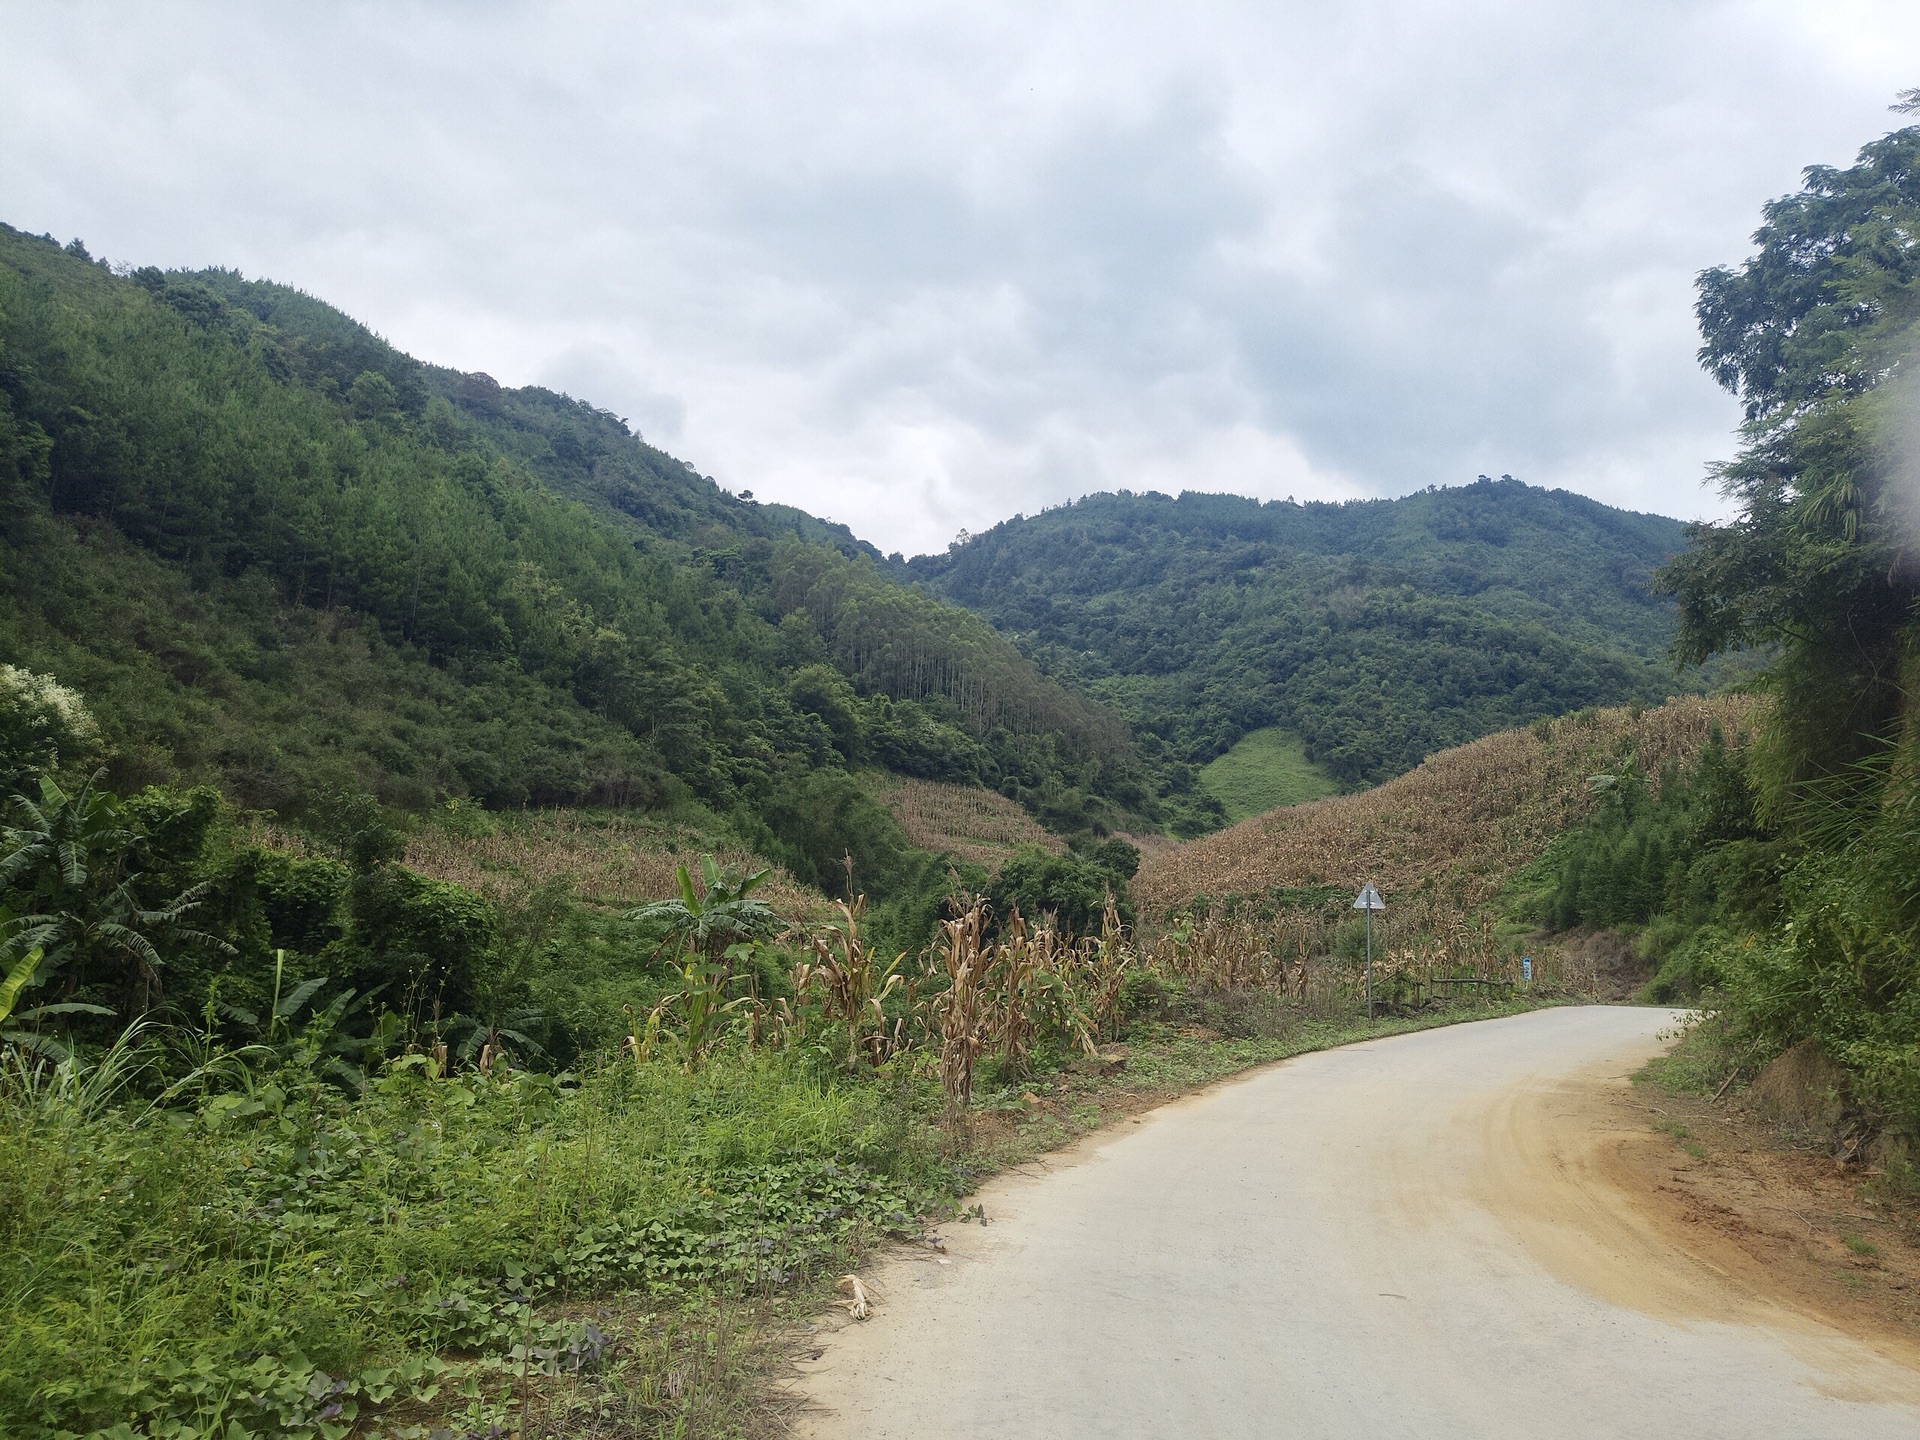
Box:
868;775;1067;869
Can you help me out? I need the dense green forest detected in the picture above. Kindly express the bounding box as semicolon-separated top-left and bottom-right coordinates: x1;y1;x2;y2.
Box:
1523;113;1920;1144
904;480;1693;797
0;222;1712;861
0;225;1182;898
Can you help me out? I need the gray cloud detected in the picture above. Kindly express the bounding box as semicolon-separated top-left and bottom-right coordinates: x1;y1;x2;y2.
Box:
539;343;687;445
3;0;1916;553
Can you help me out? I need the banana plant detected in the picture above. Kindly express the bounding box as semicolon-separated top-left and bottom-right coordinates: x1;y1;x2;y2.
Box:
445;1005;549;1072
1;772;231;1008
0;945;111;1059
629;943;759;1073
624;855;780;978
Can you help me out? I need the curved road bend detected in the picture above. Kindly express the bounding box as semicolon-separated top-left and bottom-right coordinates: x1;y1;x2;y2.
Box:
794;1006;1920;1440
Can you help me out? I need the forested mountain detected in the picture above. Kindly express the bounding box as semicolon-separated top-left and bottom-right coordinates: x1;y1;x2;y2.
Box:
904;481;1693;795
0;219;1708;875
0;225;1166;893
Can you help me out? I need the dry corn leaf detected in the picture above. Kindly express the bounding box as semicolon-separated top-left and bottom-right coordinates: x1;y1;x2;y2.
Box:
835;1273;872;1320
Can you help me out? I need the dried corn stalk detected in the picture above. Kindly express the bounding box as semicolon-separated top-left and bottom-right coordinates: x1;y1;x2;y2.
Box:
932;903;989;1114
835;1274;872;1320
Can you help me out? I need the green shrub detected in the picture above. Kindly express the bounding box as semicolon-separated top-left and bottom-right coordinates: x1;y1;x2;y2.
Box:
343;866;497;1015
988;845;1134;939
753;768;912;899
0;1043;953;1439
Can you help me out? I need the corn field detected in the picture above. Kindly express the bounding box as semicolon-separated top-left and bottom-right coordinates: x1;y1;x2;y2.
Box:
1142;893;1592;1019
868;775;1066;868
405;811;822;914
240;808;823;916
636;872;1564;1116
1135;695;1760;918
633;889;1140;1110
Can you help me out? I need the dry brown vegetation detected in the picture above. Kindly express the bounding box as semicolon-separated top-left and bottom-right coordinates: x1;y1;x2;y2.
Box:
238;808;823;917
867;775;1065;868
642;892;1131;1117
399;811;822;915
1142;903;1607;1018
1136;695;1761;917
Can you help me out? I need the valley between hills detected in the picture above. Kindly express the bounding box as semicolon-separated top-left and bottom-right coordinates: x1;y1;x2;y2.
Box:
4;96;1920;1440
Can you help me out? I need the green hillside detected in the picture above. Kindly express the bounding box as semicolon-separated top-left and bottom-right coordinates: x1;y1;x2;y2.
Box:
1197;726;1340;821
904;481;1692;805
0;226;1173;894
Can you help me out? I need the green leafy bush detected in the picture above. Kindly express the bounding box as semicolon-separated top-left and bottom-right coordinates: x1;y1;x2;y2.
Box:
753;768;913;899
988;844;1135;939
0;1044;950;1439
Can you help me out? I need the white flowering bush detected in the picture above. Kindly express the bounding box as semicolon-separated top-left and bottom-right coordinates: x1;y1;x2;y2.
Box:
0;664;101;795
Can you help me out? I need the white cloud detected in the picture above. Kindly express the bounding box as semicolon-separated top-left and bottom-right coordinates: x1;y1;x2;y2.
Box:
3;0;1916;552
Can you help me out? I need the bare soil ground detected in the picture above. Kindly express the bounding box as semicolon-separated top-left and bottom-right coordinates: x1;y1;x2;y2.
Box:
1602;1079;1920;1355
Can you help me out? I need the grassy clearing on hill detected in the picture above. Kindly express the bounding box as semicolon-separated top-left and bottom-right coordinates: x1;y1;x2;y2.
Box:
1197;726;1340;821
1137;695;1759;918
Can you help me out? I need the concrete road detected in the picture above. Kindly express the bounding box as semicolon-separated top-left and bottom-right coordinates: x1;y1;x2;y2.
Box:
794;1007;1920;1439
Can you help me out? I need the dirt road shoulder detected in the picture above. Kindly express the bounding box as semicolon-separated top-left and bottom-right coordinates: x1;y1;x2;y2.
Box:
1479;1054;1920;1383
1610;1075;1920;1351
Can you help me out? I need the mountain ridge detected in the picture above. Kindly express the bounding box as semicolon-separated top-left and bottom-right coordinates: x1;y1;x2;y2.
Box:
902;479;1696;797
4;222;1703;856
0;225;1169;899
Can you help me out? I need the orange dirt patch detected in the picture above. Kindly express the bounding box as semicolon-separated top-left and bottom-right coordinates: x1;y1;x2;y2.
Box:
1483;1060;1920;1384
1606;1083;1920;1357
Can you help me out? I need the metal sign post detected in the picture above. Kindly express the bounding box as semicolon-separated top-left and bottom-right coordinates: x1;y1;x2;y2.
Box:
1353;883;1385;1019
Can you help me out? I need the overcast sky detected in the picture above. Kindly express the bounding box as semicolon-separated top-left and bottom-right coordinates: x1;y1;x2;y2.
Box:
3;2;1916;555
